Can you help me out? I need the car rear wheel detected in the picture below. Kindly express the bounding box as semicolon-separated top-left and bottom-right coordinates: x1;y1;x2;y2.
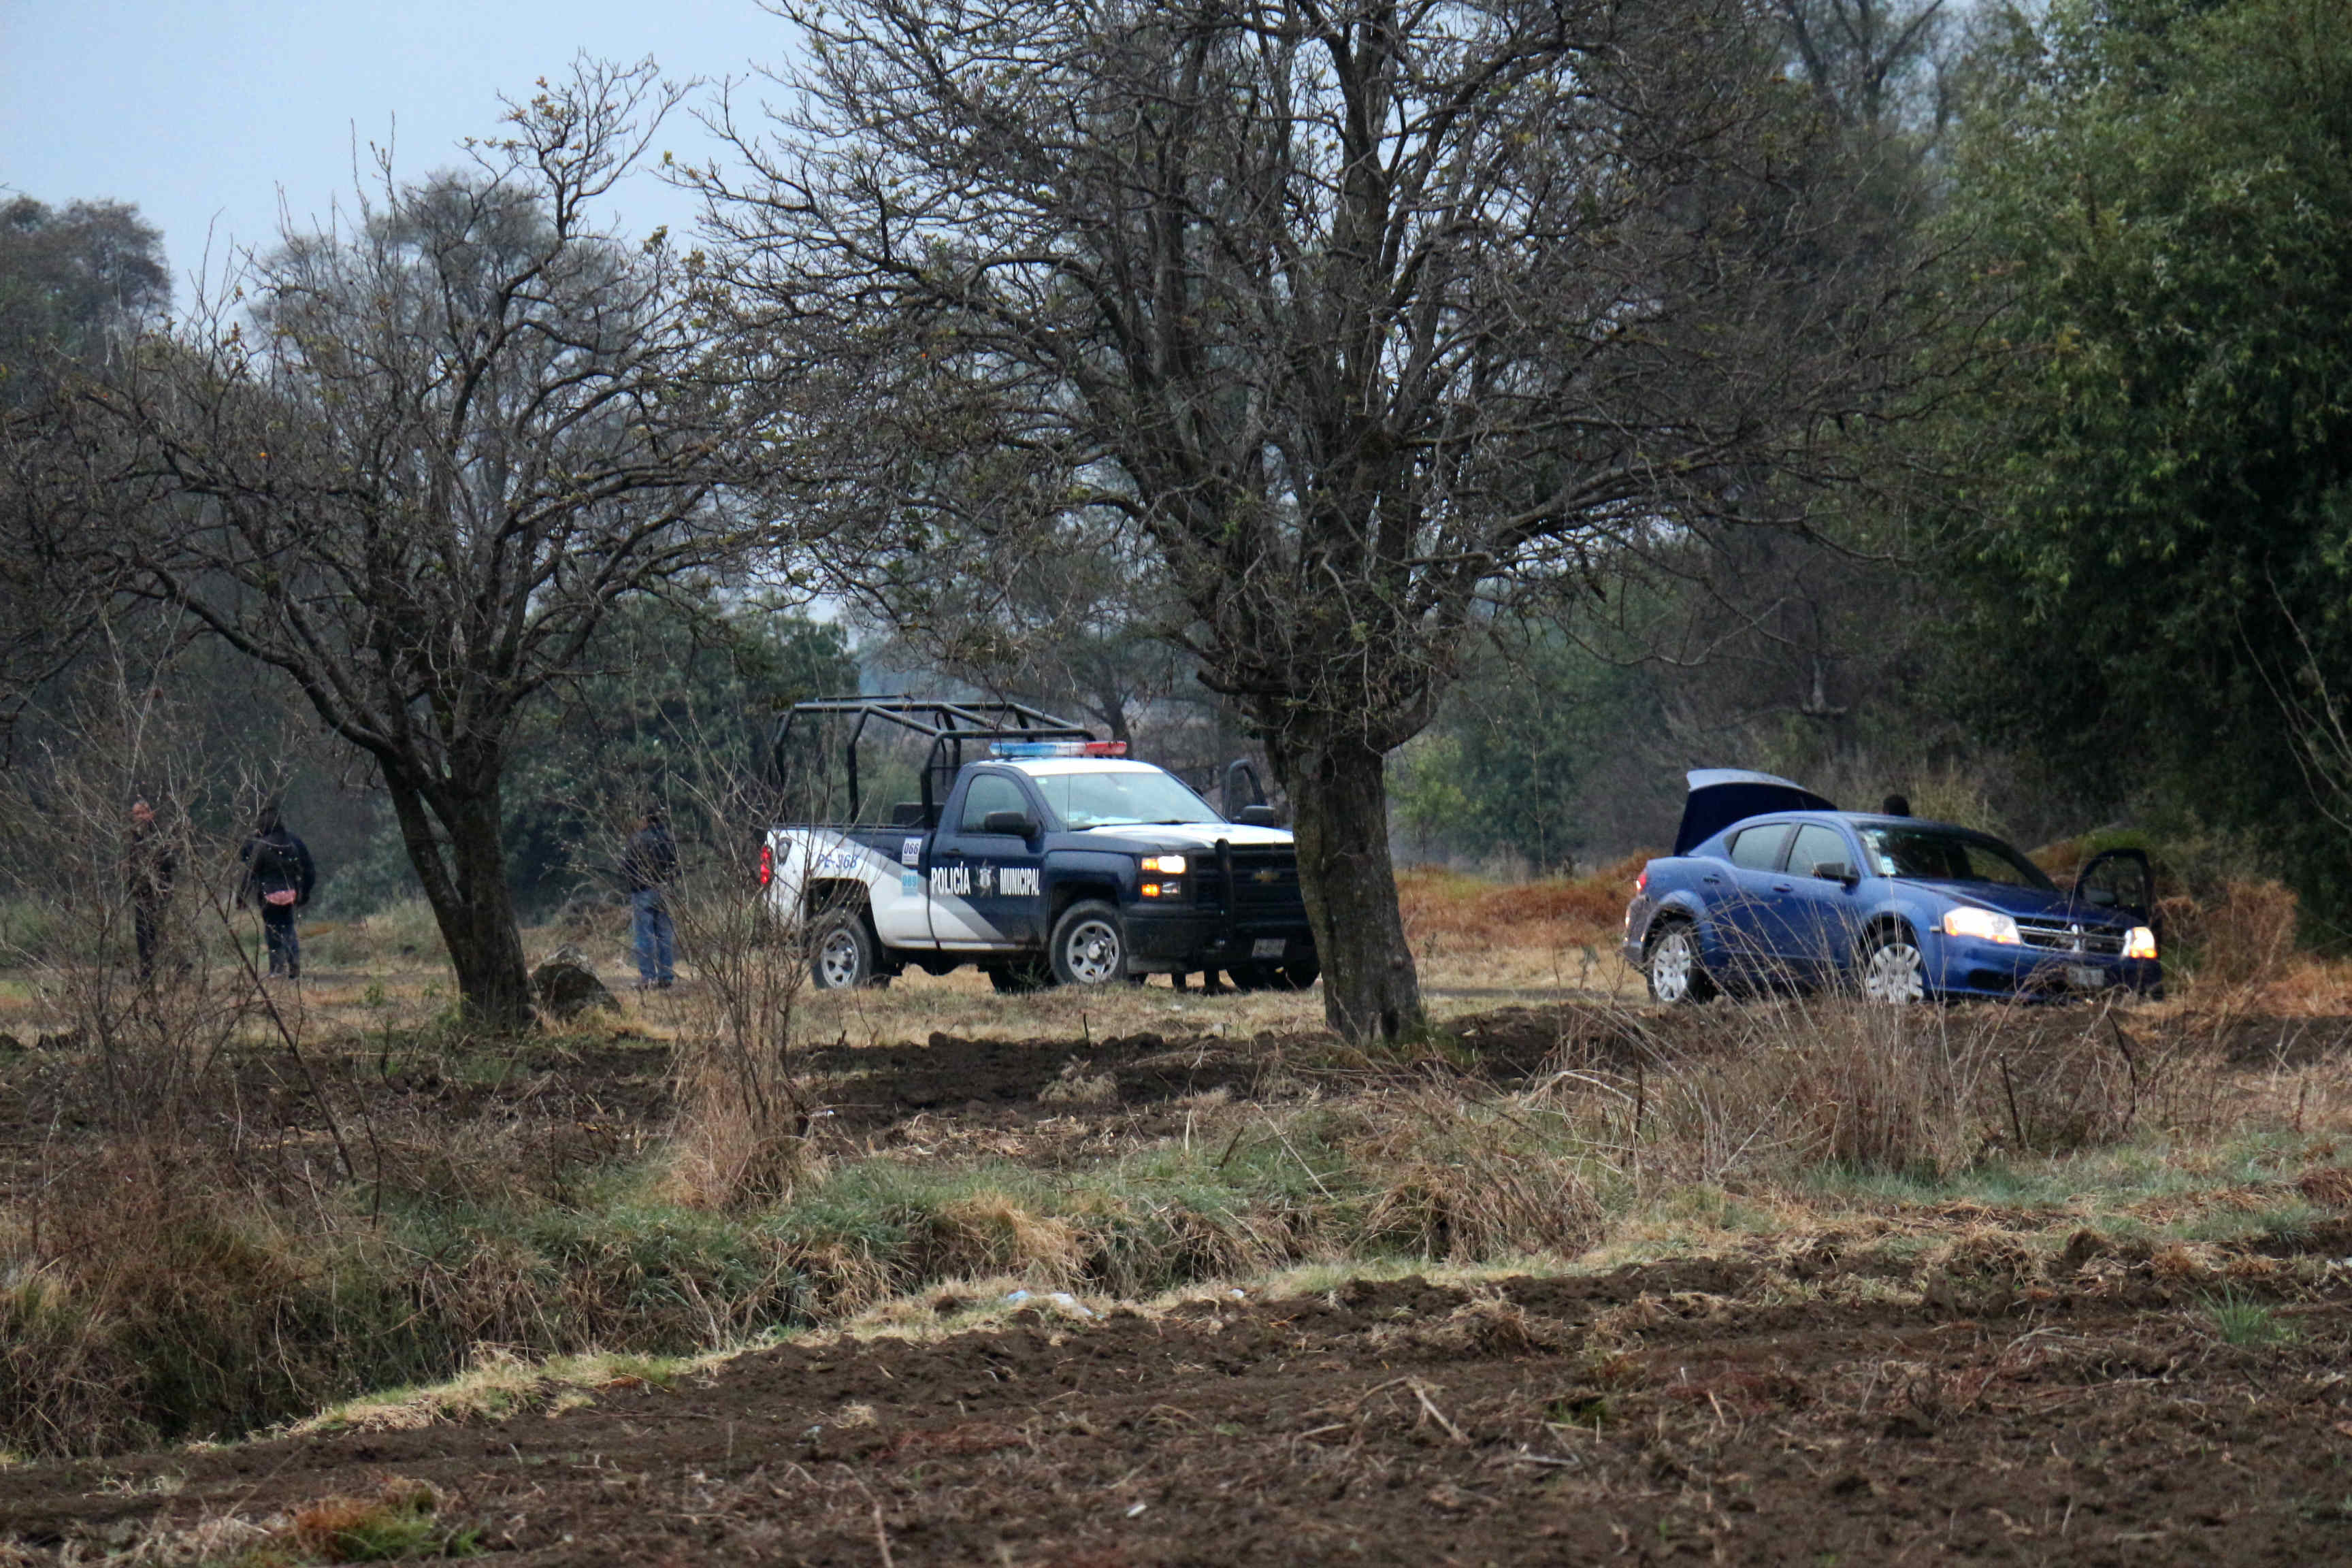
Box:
1860;931;1927;1004
1049;900;1130;987
1644;920;1715;1004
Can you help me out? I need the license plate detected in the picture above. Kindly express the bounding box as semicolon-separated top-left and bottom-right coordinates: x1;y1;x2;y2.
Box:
2067;965;2110;990
1251;938;1286;960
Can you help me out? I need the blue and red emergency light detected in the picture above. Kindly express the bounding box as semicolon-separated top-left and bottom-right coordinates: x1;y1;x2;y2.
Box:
988;740;1129;759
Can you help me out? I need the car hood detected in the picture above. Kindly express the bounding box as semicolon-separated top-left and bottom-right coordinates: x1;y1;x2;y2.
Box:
1923;881;2130;928
1064;823;1294;854
1675;769;1838;855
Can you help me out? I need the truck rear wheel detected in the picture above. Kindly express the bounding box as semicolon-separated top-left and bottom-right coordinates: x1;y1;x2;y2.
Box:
809;911;885;990
1049;900;1130;987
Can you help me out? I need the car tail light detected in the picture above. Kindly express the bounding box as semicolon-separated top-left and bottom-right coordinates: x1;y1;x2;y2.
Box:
1635;868;1648;894
758;843;774;887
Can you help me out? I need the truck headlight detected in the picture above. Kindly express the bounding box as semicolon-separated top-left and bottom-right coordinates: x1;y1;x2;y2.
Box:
1942;907;2021;945
2125;926;2159;960
1141;881;1180;899
1139;854;1187;875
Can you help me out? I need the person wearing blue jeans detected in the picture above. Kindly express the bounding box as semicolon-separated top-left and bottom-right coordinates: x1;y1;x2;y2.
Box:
623;808;679;989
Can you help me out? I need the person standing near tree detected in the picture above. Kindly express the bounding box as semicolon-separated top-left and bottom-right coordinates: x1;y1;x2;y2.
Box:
623;806;679;991
240;803;316;980
127;792;175;979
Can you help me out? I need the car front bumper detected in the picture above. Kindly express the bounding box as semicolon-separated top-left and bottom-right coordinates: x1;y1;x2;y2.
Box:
1930;935;2162;1000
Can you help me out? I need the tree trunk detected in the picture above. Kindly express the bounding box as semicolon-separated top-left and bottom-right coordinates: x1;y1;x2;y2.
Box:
1281;736;1425;1043
386;773;536;1033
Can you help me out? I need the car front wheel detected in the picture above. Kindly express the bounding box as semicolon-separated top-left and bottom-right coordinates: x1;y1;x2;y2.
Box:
1644;920;1716;1004
1860;931;1927;1004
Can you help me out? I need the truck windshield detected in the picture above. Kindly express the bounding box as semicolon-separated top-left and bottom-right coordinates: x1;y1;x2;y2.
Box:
1031;770;1225;829
1859;827;2057;892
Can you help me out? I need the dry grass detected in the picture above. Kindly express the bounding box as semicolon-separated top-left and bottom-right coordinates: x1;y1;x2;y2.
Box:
293;1349;710;1437
1397;858;1644;958
16;861;2352;1465
1341;1087;1607;1262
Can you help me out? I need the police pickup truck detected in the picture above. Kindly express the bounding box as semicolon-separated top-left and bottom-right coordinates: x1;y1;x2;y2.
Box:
761;698;1318;993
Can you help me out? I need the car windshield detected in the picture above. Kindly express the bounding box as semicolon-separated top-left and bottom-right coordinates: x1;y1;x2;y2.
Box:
1859;827;2057;892
1030;769;1224;829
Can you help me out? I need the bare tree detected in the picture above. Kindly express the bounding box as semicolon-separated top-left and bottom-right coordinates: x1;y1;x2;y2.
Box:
1776;0;1955;137
698;0;1931;1037
85;59;774;1030
0;197;172;756
849;502;1199;746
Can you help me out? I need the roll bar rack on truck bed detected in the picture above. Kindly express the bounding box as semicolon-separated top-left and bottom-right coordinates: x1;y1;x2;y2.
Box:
770;696;1102;828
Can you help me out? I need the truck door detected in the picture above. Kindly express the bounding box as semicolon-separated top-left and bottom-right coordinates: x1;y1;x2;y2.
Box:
928;770;1047;949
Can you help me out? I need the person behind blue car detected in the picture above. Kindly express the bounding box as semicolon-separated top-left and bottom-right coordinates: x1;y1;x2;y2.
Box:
240;802;316;979
623;805;679;990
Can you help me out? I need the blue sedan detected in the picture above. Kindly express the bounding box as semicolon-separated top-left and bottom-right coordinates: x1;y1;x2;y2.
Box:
1620;770;2163;1004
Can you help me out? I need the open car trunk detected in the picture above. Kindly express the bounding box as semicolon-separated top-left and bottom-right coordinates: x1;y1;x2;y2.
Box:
1673;769;1839;855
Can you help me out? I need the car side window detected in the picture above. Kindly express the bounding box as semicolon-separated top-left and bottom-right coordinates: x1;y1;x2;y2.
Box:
1788;825;1852;879
958;773;1030;833
1728;824;1790;871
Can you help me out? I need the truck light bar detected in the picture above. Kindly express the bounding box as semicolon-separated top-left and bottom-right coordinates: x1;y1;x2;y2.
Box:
989;740;1128;758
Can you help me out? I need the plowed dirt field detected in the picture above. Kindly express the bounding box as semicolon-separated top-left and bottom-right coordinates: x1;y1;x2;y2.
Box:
10;1001;2352;1563
10;1245;2352;1565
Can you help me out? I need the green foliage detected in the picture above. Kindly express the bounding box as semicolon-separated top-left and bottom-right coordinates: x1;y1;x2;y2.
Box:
1945;0;2352;915
2206;1288;2297;1348
0;195;169;403
1393;628;1665;870
502;593;856;906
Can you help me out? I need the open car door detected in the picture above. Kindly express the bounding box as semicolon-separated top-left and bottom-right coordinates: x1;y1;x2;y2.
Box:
2072;848;2155;925
1673;770;1839;855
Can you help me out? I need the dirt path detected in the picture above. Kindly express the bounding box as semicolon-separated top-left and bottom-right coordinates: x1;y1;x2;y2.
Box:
10;1254;2352;1565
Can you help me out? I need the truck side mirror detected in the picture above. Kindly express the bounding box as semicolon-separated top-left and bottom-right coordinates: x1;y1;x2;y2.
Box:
981;810;1039;838
1237;804;1281;828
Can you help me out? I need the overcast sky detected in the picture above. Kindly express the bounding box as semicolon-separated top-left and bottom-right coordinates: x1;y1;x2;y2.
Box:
2;0;785;302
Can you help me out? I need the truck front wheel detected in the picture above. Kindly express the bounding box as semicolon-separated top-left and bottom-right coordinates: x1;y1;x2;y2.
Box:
1049;901;1130;987
809;911;885;990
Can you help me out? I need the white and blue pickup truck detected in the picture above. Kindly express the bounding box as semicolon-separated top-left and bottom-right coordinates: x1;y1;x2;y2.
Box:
761;698;1319;994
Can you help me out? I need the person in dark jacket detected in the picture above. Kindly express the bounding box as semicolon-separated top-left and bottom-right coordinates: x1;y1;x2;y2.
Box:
240;803;316;979
127;793;176;979
622;807;679;990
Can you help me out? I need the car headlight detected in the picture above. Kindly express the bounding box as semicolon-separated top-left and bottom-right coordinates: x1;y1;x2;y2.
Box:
1139;854;1186;875
2125;926;2159;960
1942;907;2021;945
